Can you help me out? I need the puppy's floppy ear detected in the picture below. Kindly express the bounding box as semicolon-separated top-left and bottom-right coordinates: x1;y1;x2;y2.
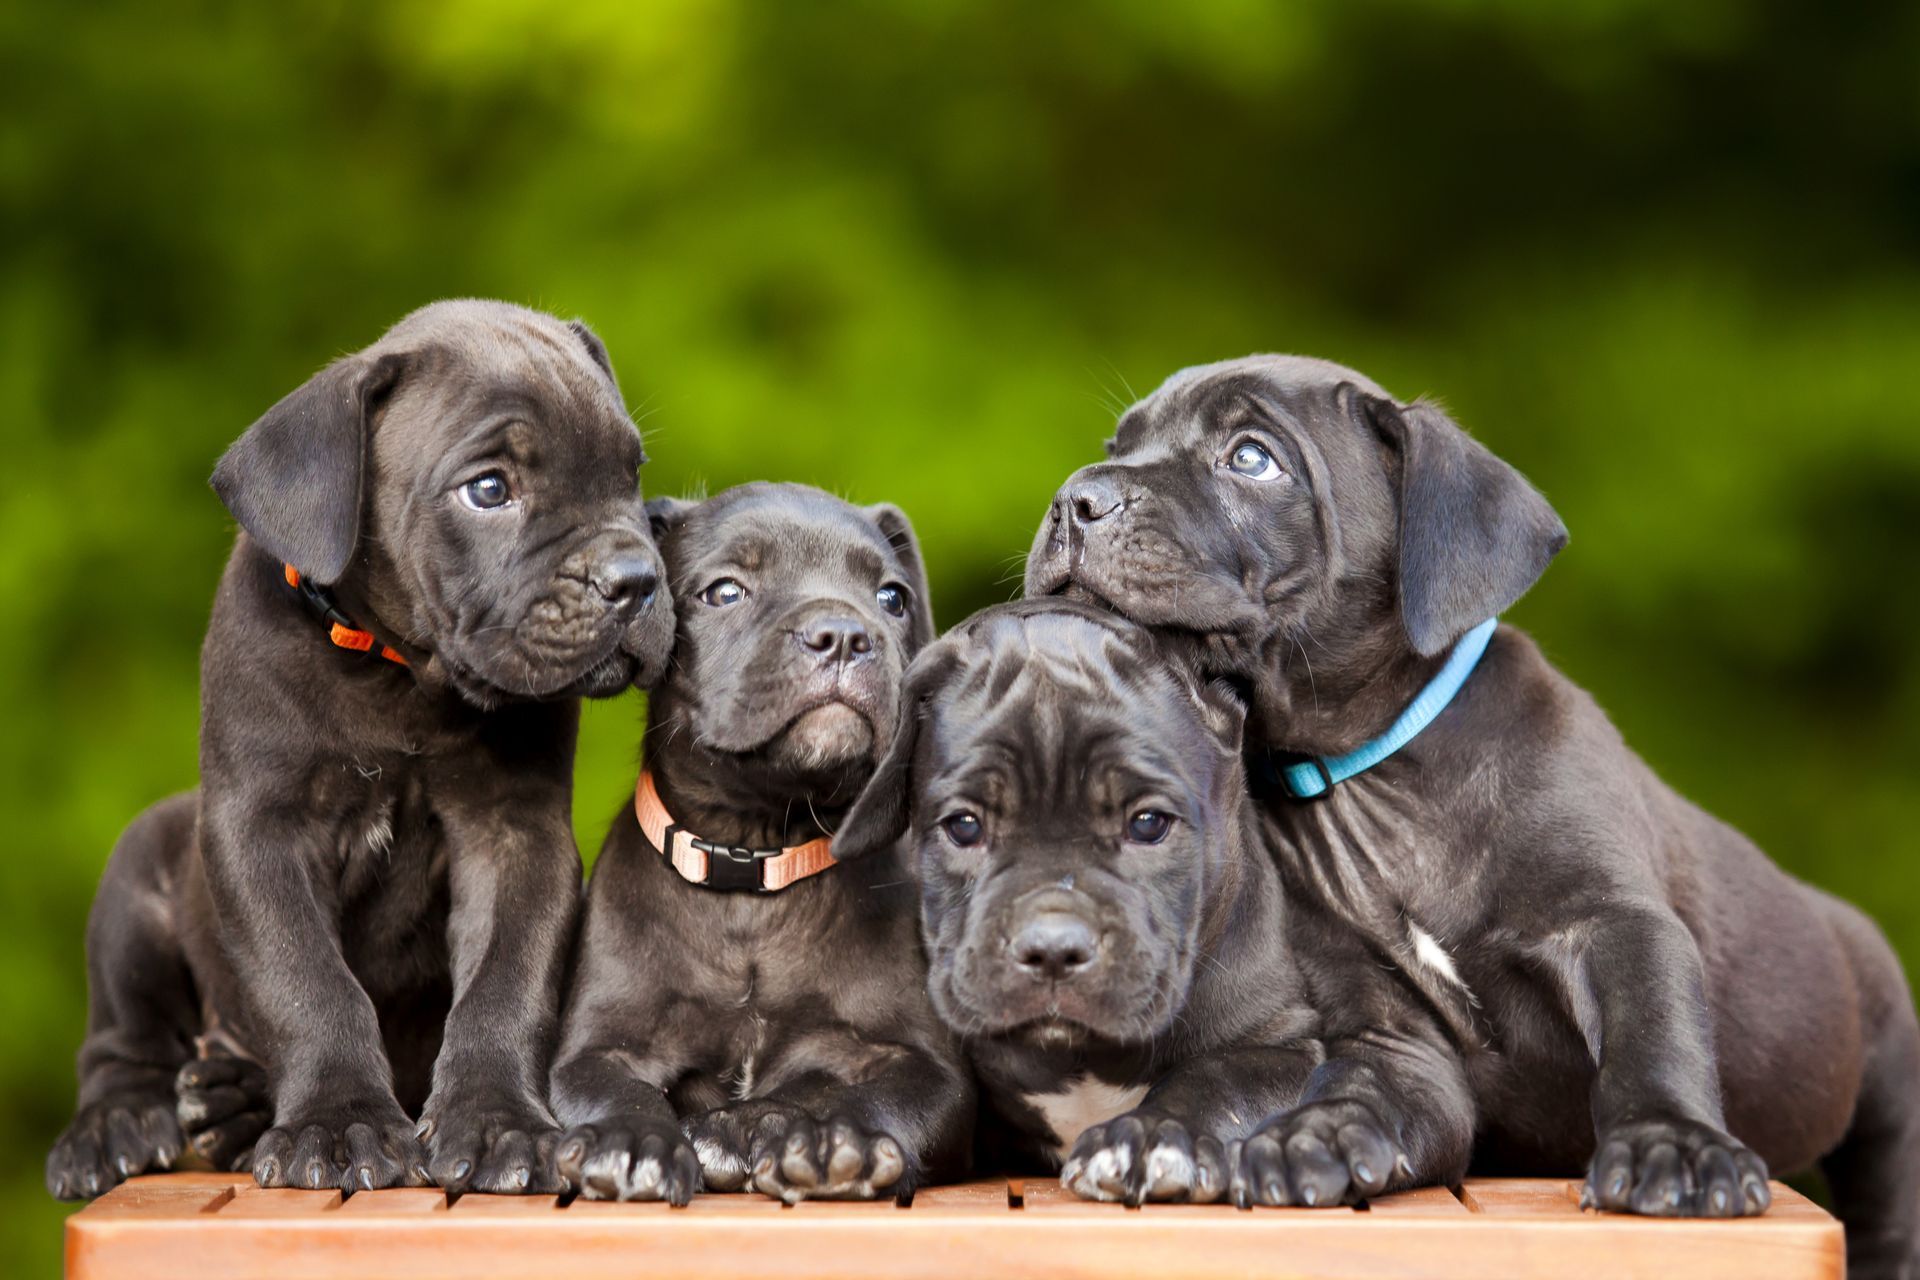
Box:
832;639;961;860
645;495;699;543
211;351;407;584
568;319;625;400
1367;394;1567;656
865;502;937;653
1188;677;1248;758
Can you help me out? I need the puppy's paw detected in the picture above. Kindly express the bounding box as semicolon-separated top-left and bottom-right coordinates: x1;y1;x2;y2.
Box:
175;1056;270;1172
46;1096;183;1200
1584;1117;1769;1218
685;1102;911;1202
1061;1110;1229;1205
1231;1099;1408;1209
680;1102;767;1191
418;1100;564;1195
555;1119;701;1204
253;1104;429;1193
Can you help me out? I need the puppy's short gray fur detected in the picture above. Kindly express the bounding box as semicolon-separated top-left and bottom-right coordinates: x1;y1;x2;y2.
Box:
835;599;1470;1207
551;483;973;1205
46;299;674;1201
1027;355;1919;1274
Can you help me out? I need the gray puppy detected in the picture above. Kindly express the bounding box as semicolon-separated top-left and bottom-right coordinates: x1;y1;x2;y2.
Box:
1027;355;1919;1274
834;599;1468;1206
46;300;674;1200
551;483;973;1204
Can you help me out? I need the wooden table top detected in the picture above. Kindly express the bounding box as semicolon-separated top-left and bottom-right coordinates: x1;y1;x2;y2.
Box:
66;1171;1842;1280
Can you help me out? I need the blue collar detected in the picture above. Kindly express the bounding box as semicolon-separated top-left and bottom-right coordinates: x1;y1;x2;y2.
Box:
1278;617;1498;799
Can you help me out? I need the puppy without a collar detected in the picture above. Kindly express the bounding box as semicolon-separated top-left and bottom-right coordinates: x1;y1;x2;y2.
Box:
1028;355;1920;1274
550;483;973;1205
833;599;1467;1206
46;300;674;1201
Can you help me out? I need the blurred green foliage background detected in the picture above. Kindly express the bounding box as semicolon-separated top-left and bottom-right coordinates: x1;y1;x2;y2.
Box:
5;0;1918;1269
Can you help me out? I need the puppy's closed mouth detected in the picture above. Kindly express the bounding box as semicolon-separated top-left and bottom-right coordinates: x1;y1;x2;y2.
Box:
1052;581;1124;616
773;697;878;769
1033;566;1119;613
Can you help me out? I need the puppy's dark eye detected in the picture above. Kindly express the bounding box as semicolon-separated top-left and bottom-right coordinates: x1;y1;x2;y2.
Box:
876;584;908;617
458;471;513;510
700;578;747;607
1126;810;1173;844
1224;441;1285;482
941;811;984;848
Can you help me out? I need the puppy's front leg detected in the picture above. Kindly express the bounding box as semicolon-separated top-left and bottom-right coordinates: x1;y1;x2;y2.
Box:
549;1049;700;1205
417;730;581;1195
1062;1044;1322;1206
1546;903;1770;1217
1233;1032;1474;1209
200;797;426;1191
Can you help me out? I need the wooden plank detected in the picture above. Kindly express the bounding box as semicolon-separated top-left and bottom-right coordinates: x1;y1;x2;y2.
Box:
66;1173;1845;1280
1361;1186;1471;1216
911;1180;1014;1212
336;1187;449;1215
1457;1178;1584;1215
122;1172;253;1192
213;1185;342;1216
446;1193;563;1216
78;1179;238;1220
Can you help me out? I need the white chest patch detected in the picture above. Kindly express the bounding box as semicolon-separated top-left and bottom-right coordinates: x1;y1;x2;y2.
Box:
1024;1078;1149;1160
1408;922;1466;990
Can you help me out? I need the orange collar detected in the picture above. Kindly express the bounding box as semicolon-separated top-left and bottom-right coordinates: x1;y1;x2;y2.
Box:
283;565;409;667
633;770;837;893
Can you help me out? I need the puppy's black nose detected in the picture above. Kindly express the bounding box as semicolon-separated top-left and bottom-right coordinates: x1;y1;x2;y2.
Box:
1068;476;1123;525
799;616;873;663
1011;912;1099;981
590;556;660;616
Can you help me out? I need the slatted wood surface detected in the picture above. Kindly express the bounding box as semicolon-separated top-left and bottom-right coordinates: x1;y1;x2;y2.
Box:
66;1171;1842;1280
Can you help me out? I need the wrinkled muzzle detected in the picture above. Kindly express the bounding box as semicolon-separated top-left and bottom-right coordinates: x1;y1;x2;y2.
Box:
445;531;674;701
940;878;1186;1044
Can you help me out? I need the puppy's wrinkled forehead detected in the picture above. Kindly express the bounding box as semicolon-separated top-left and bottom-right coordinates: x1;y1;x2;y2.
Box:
931;610;1210;812
376;299;641;479
672;482;901;585
1109;354;1389;457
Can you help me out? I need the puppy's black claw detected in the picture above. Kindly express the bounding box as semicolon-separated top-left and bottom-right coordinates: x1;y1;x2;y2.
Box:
47;1095;188;1199
1237;1099;1402;1209
1587;1118;1769;1219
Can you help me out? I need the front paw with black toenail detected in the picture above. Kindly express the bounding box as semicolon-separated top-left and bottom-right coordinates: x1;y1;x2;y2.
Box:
1231;1099;1410;1208
46;1096;184;1200
1584;1117;1769;1217
253;1103;429;1192
556;1118;702;1204
684;1102;910;1202
418;1099;564;1195
1061;1111;1229;1205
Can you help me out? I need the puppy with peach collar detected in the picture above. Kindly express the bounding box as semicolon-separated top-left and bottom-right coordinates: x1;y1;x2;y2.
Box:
551;483;973;1204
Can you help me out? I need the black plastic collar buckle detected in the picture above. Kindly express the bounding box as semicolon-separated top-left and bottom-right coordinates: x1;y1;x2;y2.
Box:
692;837;775;892
285;571;392;662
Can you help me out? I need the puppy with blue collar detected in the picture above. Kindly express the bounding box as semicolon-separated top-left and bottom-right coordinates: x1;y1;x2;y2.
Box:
1029;355;1920;1277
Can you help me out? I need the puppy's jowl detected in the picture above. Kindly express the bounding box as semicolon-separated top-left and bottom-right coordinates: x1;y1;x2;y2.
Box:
1029;356;1920;1273
551;483;973;1204
46;300;674;1200
835;600;1466;1206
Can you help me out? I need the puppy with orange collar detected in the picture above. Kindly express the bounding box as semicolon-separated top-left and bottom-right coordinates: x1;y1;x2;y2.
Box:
47;300;675;1201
